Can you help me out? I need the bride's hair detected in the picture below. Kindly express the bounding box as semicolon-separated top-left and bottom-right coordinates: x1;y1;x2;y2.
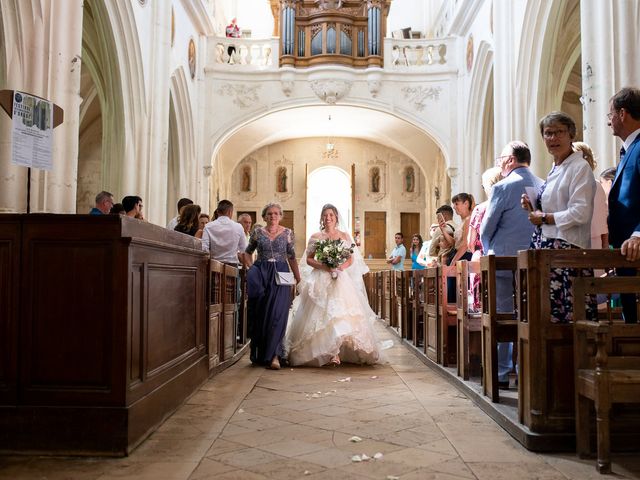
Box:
319;203;339;230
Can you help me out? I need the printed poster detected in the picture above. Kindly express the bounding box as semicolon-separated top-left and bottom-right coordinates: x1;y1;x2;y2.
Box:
11;91;53;171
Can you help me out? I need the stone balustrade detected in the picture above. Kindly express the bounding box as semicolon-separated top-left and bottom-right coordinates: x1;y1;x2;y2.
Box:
208;37;280;70
383;37;455;70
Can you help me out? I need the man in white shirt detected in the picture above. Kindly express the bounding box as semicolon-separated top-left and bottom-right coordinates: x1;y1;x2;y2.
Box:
202;200;247;266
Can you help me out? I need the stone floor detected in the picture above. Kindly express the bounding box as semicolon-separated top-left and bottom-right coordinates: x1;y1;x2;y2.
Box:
1;322;639;480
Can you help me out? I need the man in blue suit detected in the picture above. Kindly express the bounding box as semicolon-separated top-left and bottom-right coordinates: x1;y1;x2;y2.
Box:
608;87;640;323
480;141;544;386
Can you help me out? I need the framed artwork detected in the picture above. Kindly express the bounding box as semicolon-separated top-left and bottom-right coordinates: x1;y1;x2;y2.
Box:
188;39;196;79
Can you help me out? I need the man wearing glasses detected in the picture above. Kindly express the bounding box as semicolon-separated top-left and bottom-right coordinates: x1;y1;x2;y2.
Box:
607;87;640;323
89;191;114;215
481;141;543;388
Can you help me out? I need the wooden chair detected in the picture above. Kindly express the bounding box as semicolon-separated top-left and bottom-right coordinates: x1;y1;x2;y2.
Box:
456;260;482;380
574;276;640;474
424;267;439;362
480;255;518;402
518;249;640;435
412;269;426;348
438;264;458;366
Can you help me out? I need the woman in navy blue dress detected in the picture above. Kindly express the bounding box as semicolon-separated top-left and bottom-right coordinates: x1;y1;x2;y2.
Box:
246;203;300;369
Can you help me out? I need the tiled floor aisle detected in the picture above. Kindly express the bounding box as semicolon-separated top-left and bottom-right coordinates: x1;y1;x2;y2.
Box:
2;322;639;479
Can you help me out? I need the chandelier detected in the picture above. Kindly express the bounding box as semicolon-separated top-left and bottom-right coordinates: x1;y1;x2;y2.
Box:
323;115;338;160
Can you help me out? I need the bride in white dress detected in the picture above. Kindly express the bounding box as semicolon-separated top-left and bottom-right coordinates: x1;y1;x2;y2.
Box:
285;204;383;367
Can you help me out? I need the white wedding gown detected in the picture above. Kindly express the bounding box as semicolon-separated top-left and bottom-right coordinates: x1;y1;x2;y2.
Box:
285;235;384;367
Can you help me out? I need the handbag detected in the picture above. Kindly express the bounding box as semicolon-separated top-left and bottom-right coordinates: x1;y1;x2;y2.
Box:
269;238;296;286
275;271;296;285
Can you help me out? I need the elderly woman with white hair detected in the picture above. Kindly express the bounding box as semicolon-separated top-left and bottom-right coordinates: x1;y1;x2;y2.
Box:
245;203;301;370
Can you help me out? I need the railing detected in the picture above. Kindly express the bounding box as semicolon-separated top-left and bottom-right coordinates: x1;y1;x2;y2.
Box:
383;37;455;70
208;37;280;70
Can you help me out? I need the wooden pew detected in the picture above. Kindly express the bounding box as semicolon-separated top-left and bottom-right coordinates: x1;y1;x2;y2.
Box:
438;264;458;366
392;270;404;331
0;214;209;455
517;249;640;436
221;264;238;360
375;271;384;318
208;260;224;368
456;260;482;380
383;270;392;325
573;276;640;473
424;267;439;362
412;269;426;348
480;255;518;402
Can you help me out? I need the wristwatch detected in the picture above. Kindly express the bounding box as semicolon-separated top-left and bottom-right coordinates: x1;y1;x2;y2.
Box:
541;213;547;224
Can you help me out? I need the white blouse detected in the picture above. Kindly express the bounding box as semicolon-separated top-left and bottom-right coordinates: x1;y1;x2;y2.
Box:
540;151;596;249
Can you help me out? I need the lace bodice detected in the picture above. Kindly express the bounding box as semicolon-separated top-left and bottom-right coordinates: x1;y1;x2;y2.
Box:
246;227;296;262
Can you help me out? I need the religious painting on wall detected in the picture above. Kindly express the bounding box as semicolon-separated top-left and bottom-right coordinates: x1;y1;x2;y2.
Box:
276;166;288;192
404;166;415;193
188;39;196;79
466;34;474;73
370;167;380;193
241;165;252;192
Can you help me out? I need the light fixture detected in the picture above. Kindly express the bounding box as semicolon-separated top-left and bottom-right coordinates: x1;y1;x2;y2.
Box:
323;115;338;159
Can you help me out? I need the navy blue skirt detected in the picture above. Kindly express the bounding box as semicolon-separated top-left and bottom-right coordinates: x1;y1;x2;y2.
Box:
246;260;293;364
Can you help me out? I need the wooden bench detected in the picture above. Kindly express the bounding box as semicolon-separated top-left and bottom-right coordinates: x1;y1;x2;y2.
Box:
424;267;439;362
208;260;224;368
412;269;426;348
573;276;640;474
456;260;482;380
392;270;405;331
517;249;640;435
438;264;458;366
375;271;383;318
383;270;392;326
480;255;518;402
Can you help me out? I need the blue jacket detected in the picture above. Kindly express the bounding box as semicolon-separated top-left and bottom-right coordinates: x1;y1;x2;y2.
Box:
480;166;544;256
608;134;640;247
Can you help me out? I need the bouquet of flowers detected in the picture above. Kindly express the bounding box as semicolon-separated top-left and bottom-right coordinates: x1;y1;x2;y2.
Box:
314;239;355;279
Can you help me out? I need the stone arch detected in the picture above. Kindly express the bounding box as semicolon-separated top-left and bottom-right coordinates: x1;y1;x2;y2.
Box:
79;0;145;203
167;67;196;222
465;40;494;199
516;0;581;175
0;8;5;87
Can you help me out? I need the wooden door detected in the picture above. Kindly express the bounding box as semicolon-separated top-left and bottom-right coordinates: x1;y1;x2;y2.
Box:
401;212;420;241
365;211;386;259
281;210;294;231
236;211;256;225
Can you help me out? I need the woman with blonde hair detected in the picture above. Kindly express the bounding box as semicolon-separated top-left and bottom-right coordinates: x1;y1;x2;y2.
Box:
573;141;608;249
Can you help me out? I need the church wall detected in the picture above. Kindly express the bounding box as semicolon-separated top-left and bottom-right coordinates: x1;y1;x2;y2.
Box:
228;137;447;256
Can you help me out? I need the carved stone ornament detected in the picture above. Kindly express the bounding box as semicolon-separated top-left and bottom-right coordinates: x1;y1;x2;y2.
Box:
366;158;387;202
236;157;257;200
310;79;352;104
367;71;382;97
280;70;295;97
401;85;442;112
217;83;261;109
274;155;293;202
447;167;459;178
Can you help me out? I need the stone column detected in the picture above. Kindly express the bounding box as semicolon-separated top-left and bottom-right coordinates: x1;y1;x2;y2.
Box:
581;0;640;171
142;1;172;225
0;0;83;213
